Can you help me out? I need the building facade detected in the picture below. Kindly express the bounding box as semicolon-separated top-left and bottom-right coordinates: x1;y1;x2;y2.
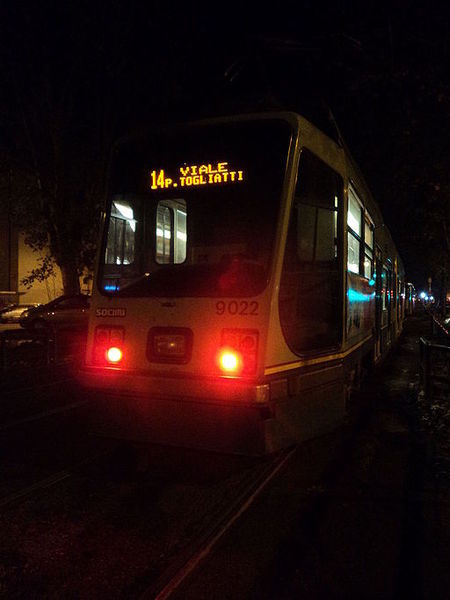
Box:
0;216;65;308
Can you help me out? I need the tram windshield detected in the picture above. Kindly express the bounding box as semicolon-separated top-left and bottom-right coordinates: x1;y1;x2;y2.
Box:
100;119;292;297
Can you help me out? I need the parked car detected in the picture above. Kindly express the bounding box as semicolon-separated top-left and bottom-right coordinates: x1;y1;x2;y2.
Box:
19;294;91;330
0;303;41;324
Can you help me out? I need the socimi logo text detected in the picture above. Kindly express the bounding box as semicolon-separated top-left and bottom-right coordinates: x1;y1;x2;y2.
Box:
96;308;127;318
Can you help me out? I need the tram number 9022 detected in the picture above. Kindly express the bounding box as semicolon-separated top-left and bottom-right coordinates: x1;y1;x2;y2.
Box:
215;301;259;316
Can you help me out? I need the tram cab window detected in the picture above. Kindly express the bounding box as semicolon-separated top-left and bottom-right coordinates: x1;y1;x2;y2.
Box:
279;148;343;353
105;199;137;266
155;199;187;264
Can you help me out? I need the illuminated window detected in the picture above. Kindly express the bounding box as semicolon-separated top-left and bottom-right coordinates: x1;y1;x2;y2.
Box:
156;205;172;263
347;186;362;274
348;192;362;236
363;215;374;279
156;199;187;264
105;200;136;265
348;232;360;274
365;219;374;249
364;253;373;278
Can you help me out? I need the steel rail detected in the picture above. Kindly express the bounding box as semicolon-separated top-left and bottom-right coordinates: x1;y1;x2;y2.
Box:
0;399;88;432
0;449;111;511
0;376;76;396
142;446;298;600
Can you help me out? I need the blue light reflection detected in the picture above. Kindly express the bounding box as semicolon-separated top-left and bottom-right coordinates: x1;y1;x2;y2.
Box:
347;289;375;303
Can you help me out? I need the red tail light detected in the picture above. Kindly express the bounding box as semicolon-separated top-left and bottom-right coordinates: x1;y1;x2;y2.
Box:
94;327;125;365
217;329;259;376
218;348;242;374
106;346;123;364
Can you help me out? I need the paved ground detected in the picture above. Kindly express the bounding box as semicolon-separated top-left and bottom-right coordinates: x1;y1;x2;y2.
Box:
263;312;450;600
177;312;450;599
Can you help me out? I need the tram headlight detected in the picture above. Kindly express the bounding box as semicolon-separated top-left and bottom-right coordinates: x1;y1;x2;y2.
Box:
218;329;259;376
147;327;193;363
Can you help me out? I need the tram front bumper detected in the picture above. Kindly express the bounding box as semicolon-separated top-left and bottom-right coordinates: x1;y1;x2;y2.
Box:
78;366;276;455
78;365;270;404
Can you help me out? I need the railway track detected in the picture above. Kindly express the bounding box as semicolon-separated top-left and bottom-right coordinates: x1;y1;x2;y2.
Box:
0;469;73;510
0;398;88;432
0;377;351;598
0;449;114;511
0;415;365;599
0;373;88;435
0;438;308;598
0;379;384;599
146;447;297;600
0;374;372;600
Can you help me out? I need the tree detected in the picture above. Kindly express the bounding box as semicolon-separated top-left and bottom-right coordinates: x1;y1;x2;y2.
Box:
0;2;141;294
316;11;450;298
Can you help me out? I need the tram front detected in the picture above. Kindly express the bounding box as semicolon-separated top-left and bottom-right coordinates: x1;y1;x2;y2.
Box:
80;114;296;454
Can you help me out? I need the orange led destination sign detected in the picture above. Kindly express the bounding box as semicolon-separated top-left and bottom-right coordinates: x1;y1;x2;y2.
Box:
150;161;245;190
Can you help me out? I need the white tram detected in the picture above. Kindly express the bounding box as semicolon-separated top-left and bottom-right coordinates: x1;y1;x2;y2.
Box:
79;112;407;454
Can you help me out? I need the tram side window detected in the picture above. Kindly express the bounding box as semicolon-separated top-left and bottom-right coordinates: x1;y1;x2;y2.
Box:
155;199;187;264
347;186;374;279
364;217;374;278
279;148;342;353
382;267;388;310
347;187;362;274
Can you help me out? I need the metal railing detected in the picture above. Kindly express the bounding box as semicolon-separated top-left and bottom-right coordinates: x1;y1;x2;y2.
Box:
431;315;450;340
419;337;450;401
0;327;86;373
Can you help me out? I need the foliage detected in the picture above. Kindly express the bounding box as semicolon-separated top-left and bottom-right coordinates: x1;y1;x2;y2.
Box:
318;18;450;297
0;2;139;294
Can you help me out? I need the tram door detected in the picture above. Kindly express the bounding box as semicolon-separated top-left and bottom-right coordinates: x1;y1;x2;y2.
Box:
374;246;383;361
279;149;343;353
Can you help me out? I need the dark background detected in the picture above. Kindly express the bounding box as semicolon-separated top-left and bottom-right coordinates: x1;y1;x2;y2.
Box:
1;0;449;293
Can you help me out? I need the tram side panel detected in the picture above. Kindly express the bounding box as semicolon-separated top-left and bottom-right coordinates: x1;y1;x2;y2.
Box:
376;227;404;356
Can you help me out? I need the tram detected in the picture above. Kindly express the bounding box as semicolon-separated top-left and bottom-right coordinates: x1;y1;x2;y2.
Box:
79;111;407;454
406;282;416;315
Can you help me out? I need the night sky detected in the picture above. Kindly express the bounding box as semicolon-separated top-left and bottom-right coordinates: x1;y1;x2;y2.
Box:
1;1;449;292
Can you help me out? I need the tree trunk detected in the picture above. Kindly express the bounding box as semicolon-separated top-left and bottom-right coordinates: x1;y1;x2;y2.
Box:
60;260;80;296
